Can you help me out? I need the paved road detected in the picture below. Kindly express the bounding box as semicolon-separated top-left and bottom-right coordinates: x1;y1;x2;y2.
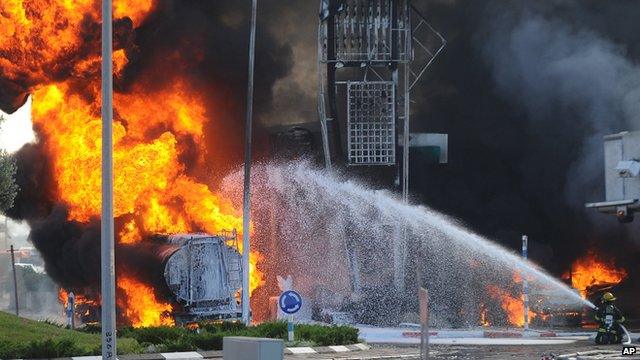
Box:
283;341;640;359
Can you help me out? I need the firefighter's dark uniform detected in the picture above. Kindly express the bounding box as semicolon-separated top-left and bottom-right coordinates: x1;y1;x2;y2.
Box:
595;292;625;344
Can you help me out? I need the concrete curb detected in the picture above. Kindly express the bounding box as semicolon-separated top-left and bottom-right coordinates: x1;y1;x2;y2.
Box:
36;343;370;360
284;343;369;355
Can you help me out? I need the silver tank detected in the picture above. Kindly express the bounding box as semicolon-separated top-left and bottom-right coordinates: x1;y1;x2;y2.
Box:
163;232;243;320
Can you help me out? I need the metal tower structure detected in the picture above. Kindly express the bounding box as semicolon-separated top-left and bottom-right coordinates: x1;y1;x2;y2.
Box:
318;0;445;296
317;0;445;200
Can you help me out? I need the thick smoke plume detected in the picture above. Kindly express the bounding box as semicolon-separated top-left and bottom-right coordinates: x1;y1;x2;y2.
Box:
1;0;294;303
402;1;640;282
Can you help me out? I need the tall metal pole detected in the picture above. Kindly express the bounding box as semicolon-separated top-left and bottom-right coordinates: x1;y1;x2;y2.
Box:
101;0;117;357
402;2;411;203
522;235;529;331
10;245;18;316
242;0;258;326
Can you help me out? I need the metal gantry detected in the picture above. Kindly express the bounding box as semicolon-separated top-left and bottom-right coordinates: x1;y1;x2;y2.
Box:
317;0;445;198
317;0;445;295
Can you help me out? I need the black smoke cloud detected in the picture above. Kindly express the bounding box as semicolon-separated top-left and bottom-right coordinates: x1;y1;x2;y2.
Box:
119;0;293;178
408;0;640;275
2;0;294;295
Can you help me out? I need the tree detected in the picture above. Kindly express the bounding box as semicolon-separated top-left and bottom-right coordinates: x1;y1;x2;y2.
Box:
0;115;18;212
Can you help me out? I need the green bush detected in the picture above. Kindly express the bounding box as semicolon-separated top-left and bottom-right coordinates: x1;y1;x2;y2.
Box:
117;338;145;355
296;324;359;346
80;323;102;333
158;337;196;352
251;321;287;339
191;331;224;350
120;325;187;345
0;340;22;359
0;338;86;358
106;321;358;352
199;321;247;334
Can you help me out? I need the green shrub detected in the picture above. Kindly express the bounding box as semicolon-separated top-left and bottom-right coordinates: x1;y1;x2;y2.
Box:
191;331;224;350
158;337;196;352
84;338;143;356
108;321;358;352
296;324;358;346
0;340;22;359
117;338;145;355
41;319;65;328
0;338;86;358
120;326;187;345
251;321;287;340
81;323;102;334
198;321;247;334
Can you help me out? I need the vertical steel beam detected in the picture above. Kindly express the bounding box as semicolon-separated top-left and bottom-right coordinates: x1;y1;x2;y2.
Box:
101;0;116;357
242;0;258;326
10;245;18;316
402;0;410;203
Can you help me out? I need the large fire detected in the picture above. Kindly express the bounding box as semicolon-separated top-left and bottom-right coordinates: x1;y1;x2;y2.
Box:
2;0;264;326
117;276;174;327
563;251;628;298
486;285;535;327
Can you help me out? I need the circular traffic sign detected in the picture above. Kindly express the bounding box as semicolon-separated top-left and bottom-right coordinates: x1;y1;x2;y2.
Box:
279;290;302;314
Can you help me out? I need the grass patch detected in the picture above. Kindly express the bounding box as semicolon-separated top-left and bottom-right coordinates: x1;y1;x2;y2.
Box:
0;311;141;357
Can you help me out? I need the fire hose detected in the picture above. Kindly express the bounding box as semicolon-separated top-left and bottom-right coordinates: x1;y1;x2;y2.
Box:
620;324;632;345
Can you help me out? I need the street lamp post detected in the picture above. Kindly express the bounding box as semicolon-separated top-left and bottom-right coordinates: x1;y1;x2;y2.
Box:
241;0;258;326
101;0;117;358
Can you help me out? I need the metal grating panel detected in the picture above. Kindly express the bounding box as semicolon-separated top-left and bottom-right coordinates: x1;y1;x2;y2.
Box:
347;81;395;165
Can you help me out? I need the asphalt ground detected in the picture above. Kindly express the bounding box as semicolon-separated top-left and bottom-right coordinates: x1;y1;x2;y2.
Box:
283;341;640;359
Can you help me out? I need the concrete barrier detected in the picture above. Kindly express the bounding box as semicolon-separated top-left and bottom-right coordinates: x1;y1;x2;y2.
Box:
223;336;284;360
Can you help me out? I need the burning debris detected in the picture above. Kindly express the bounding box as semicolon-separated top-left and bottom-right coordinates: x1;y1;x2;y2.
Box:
0;0;297;326
486;285;536;327
563;251;628;299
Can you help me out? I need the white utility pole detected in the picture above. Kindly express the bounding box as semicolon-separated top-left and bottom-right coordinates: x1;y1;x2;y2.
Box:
241;0;258;326
522;235;529;331
101;0;117;357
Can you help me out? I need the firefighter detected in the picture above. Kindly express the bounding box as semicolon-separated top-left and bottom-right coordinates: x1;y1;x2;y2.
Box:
594;292;626;344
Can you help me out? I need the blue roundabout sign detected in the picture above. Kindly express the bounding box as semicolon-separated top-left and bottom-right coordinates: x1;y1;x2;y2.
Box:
279;290;302;314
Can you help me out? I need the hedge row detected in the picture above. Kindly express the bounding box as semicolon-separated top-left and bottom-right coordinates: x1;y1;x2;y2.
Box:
0;321;359;357
0;339;86;359
118;321;359;351
0;337;144;359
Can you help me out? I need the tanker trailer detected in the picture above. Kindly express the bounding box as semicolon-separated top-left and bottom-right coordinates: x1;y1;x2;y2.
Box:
163;232;243;323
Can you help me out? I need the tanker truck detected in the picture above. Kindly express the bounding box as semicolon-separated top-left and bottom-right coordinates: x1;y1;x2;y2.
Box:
163;231;243;324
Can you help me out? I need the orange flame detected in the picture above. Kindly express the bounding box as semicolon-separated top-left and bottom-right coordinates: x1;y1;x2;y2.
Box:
4;0;264;327
564;251;628;298
0;0;152;88
58;289;101;318
117;276;174;328
486;285;535;327
479;303;490;327
31;80;264;327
